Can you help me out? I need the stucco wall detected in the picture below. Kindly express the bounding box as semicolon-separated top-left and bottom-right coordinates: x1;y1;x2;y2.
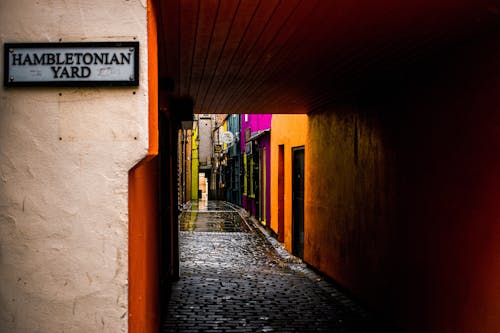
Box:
198;118;213;167
0;1;149;332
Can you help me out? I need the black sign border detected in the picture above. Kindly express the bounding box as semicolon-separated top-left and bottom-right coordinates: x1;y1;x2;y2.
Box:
4;41;139;87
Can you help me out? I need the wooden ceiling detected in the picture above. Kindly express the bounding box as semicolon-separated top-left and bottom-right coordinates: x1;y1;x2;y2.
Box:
156;0;497;114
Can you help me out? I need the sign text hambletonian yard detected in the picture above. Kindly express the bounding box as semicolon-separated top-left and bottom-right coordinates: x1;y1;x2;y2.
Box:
4;42;139;86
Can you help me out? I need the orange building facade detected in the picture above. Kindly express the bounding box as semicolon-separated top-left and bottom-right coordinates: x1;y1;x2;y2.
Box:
270;115;308;256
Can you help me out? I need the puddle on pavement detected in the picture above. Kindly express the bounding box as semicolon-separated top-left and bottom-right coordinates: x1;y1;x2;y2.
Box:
179;211;249;232
189;200;234;212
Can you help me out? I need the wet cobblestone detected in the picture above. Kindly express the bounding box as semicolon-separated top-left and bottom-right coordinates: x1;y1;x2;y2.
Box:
180;201;249;232
162;201;391;333
179;212;249;232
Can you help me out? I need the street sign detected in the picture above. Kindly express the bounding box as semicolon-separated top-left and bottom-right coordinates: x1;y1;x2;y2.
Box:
4;42;139;86
221;131;234;144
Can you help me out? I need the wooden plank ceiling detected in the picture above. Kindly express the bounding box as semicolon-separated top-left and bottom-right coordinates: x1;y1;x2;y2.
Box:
157;0;497;114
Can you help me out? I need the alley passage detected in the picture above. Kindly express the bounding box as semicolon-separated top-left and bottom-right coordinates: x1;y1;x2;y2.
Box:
162;201;388;333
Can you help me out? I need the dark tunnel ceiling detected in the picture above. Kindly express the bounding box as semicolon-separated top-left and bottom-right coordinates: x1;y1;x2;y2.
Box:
157;0;498;114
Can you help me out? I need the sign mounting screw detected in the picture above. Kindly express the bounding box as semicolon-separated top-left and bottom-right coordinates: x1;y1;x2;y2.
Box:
129;48;134;52
9;76;14;82
9;48;14;54
129;76;134;81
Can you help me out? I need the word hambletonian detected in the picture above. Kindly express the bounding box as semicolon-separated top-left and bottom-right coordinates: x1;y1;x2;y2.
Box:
12;51;132;66
11;51;132;79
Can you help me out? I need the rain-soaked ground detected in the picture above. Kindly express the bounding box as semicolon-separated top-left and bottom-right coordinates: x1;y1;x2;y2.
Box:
162;200;392;333
179;201;249;232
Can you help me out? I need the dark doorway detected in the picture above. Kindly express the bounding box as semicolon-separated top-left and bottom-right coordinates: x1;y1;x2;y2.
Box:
278;145;285;242
292;146;305;259
158;111;180;302
259;147;267;224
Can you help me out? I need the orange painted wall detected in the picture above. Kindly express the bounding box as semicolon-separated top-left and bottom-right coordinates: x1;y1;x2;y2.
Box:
270;114;308;252
128;156;159;333
128;0;159;332
306;108;400;323
304;31;500;332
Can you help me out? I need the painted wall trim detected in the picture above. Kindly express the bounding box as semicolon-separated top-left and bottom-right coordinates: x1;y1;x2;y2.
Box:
128;0;159;332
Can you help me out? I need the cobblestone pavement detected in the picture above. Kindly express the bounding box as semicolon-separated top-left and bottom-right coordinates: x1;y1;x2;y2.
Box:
162;201;392;333
179;201;248;233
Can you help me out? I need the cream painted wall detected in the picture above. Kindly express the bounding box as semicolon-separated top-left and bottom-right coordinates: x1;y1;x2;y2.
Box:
0;1;149;332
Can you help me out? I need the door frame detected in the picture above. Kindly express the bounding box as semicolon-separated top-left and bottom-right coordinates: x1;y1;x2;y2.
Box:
277;144;285;242
292;146;305;259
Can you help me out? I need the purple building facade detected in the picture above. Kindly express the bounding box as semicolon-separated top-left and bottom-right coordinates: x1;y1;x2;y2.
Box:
240;114;272;226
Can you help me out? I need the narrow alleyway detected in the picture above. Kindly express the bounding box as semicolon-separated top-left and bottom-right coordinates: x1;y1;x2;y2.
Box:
161;201;391;333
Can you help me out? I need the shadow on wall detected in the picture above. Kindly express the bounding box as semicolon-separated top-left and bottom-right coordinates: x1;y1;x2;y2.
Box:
305;28;500;332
